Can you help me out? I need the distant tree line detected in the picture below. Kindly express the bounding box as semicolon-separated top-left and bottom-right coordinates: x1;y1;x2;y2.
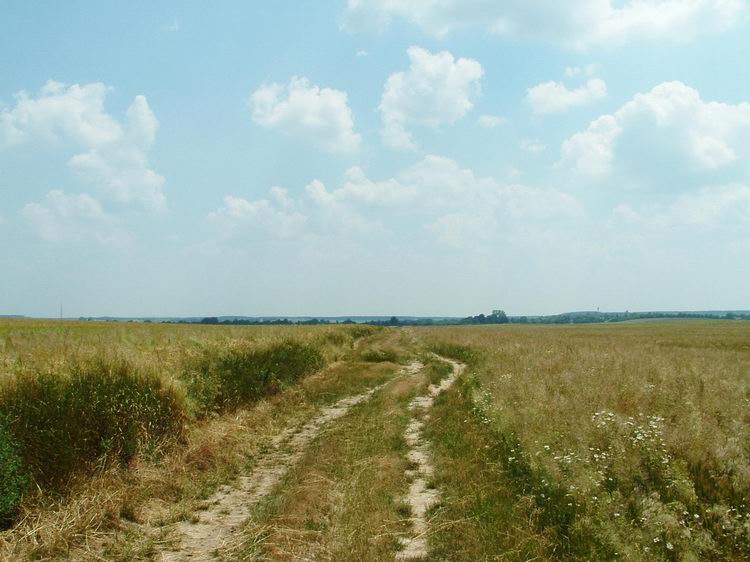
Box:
508;311;750;324
191;310;512;327
78;309;750;326
194;317;339;326
460;310;509;324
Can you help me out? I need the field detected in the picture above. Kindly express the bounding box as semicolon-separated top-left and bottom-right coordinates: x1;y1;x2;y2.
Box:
421;322;750;561
0;319;749;560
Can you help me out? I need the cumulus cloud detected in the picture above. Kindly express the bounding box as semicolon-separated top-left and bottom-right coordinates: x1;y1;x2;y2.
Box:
560;81;750;181
249;77;361;154
209;155;582;248
343;0;746;49
21;190;129;246
405;156;583;246
527;78;607;114
0;81;166;210
334;166;418;205
614;184;750;229
0;81;121;147
379;46;483;150
400;155;582;219
208;188;306;238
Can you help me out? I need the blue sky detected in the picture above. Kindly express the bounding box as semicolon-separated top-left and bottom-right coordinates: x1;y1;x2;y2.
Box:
2;0;750;317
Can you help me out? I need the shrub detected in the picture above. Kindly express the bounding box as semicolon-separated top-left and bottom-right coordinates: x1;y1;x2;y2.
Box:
0;414;28;527
183;340;325;413
0;358;185;489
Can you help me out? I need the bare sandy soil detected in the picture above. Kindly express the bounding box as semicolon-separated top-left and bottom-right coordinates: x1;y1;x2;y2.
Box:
159;361;426;561
397;356;464;560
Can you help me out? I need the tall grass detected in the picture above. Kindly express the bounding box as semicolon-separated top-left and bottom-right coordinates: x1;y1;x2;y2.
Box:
181;340;326;414
0;321;364;528
0;358;185;492
0;414;28;525
420;322;750;560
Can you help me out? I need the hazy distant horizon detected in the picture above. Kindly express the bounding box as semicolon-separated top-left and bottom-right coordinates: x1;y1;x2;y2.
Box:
2;2;750;317
5;309;749;322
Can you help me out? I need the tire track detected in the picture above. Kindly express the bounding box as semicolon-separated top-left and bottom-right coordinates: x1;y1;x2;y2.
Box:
159;361;422;561
397;356;465;561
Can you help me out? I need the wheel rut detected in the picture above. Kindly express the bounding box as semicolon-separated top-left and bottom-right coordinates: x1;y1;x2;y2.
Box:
397;356;465;561
159;361;422;561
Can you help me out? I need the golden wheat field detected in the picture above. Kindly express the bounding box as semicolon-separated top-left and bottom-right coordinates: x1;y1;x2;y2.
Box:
1;319;749;561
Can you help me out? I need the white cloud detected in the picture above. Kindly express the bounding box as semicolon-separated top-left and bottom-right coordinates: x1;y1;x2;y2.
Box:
249;77;361;154
380;46;483;150
668;184;750;227
560;81;750;180
335;166;418;204
396;155;582;220
208;189;306;238
303;179;383;234
69;146;166;211
0;81;120;148
527;78;607;114
615;184;750;229
407;156;583;246
21;190;128;246
343;0;746;49
209;154;582;249
520;139;547;154
0;81;166;210
126;95;158;148
478;114;506;128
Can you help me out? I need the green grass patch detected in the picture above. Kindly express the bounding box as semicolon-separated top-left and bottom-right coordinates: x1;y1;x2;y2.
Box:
428;342;479;366
182;340;326;414
0;358;185;492
426;378;551;561
0;414;29;527
423;357;452;385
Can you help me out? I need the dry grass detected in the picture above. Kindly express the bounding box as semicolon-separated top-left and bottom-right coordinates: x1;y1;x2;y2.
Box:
230;353;427;561
4;320;748;560
0;320;382;559
0;356;397;559
426;379;552;561
419;321;750;560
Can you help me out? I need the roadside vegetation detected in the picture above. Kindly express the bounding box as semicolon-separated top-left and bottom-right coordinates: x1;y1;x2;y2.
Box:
0;320;378;547
2;319;749;560
420;321;750;560
228;360;422;560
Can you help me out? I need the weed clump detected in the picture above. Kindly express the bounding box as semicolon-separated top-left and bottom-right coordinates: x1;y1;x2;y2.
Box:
0;414;28;527
429;342;478;365
0;358;185;490
183;340;325;414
